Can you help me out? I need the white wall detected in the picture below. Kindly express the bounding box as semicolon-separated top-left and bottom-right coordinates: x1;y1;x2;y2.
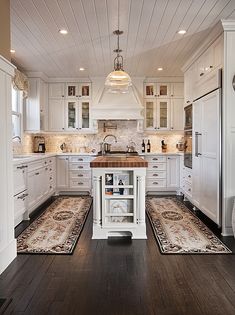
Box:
0;55;16;274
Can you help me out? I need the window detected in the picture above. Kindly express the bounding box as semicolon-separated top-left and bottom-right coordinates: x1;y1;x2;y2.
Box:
12;87;23;138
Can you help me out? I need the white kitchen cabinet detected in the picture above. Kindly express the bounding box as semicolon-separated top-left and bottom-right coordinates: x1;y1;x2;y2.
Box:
25;78;48;132
144;99;170;131
66;83;91;99
49;83;65;98
192;89;220;225
170;98;184;130
170;83;184;98
145;155;180;192
13;163;28;226
56;156;69;189
184;64;195;106
65;100;91;131
166;156;180;188
48;99;65;131
27;157;56;215
144;83;170;98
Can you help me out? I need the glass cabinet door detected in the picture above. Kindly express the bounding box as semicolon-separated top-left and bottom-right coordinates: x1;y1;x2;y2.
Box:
158;100;169;129
145;100;155;129
81;101;90;129
157;83;170;97
66;101;77;130
80;84;91;98
144;84;155;98
66;83;78;98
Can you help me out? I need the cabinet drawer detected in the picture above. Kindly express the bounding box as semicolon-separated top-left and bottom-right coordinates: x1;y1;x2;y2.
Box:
69;156;91;163
69;162;90;170
28;160;45;171
182;181;192;197
69;170;91;179
145;156;166;163
147;170;166;179
148;163;166;171
14;164;27;196
70;179;91;189
146;179;166;188
14;191;28;218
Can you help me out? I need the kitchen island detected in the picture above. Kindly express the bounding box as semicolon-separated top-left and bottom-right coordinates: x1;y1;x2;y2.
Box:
90;156;148;239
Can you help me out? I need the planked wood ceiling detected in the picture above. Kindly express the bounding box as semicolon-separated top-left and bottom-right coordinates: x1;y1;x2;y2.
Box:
10;0;235;78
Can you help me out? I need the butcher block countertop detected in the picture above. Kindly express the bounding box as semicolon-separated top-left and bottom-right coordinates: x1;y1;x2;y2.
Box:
90;156;148;168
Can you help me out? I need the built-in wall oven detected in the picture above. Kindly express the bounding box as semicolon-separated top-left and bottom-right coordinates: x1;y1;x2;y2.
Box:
184;104;192;169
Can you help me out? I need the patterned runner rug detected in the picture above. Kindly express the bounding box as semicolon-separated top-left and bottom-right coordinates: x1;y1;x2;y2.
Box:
146;197;231;254
17;196;92;254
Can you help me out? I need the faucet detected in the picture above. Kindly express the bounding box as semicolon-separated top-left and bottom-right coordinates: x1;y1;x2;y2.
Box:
102;134;117;143
101;134;117;154
12;135;21;143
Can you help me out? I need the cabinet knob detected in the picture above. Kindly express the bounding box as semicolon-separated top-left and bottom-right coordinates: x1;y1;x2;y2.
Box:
171;127;173;129
62;127;65;130
209;65;213;69
200;72;204;77
171;94;173;97
62;95;64;97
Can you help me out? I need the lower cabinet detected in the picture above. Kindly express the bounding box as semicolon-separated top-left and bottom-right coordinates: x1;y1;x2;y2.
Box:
56;155;92;193
146;154;180;193
27;157;56;215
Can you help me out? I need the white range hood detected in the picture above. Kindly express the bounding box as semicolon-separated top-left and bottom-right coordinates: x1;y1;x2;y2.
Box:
92;84;144;120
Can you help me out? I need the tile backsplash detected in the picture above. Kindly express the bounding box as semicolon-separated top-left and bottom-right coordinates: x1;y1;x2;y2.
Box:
13;121;184;154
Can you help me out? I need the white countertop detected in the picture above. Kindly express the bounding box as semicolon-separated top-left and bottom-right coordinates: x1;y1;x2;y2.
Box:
13;151;183;164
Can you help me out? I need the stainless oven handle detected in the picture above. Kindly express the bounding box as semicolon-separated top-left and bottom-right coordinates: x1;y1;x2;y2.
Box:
195;132;202;157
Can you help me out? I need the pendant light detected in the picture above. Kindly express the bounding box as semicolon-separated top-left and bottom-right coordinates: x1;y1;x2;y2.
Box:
105;30;132;93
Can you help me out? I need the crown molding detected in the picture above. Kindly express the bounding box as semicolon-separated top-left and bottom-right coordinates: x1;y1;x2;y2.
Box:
221;20;235;31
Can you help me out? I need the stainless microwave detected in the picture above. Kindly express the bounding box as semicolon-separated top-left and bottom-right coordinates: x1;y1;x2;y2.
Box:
184;104;192;130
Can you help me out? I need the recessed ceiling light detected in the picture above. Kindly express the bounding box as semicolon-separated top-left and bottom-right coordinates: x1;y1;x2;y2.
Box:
157;67;163;71
79;67;85;71
59;29;68;35
10;49;15;53
178;29;186;35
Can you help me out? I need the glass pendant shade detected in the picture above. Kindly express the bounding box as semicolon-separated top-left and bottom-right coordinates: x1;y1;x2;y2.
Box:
105;30;132;92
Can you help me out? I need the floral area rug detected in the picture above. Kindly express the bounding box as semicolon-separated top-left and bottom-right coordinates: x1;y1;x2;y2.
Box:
17;196;92;254
146;197;231;254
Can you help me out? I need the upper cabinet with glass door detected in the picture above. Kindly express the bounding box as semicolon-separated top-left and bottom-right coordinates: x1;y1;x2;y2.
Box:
144;99;170;131
65;100;91;131
144;83;170;98
66;83;91;99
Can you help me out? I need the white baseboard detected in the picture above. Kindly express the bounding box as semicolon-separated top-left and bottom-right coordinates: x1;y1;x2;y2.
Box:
0;239;17;275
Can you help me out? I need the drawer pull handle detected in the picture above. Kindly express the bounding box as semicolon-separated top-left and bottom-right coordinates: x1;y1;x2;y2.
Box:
45;167;48;171
152;158;158;161
153;174;158;177
200;72;204;77
153;166;158;168
16;166;24;169
50;177;52;180
78;158;83;161
78;166;83;169
77;182;84;185
35;172;40;175
77;174;83;177
50;168;52;171
188;188;191;192
153;182;158;185
17;193;28;199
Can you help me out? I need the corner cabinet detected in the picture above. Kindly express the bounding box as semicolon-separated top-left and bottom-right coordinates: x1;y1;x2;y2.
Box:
144;81;184;132
48;82;92;132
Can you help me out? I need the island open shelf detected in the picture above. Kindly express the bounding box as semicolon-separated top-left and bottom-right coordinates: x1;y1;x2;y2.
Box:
90;156;148;239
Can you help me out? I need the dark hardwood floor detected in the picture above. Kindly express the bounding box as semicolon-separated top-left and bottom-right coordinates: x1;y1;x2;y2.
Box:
1;198;235;315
